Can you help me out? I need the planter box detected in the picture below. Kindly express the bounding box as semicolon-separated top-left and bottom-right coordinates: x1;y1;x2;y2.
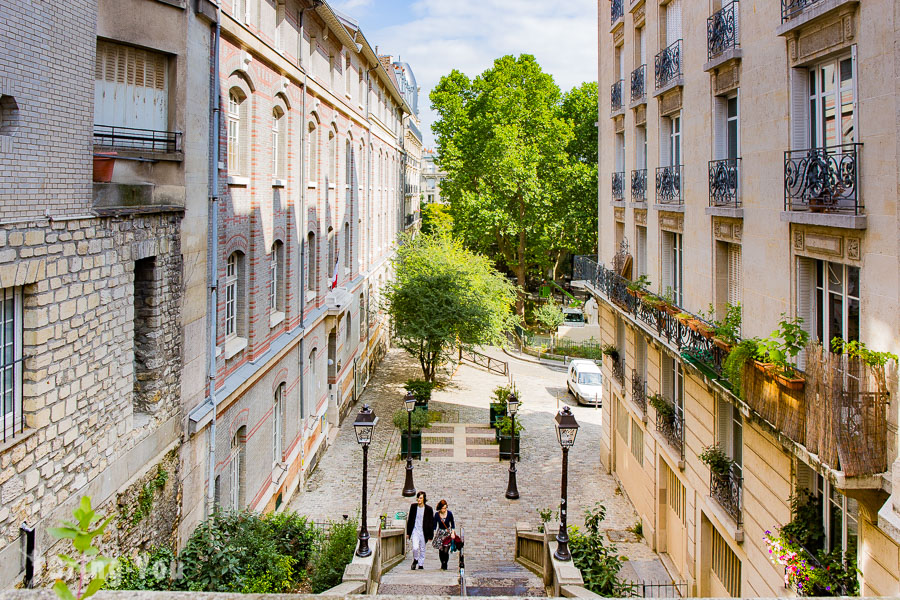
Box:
498;434;520;460
414;399;429;411
399;430;423;459
489;403;505;428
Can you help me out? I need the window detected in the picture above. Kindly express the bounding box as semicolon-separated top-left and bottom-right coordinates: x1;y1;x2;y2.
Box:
274;2;285;52
634;332;647;379
715;242;741;321
273;383;285;464
635;125;647;169
359;70;365;106
635;26;646;67
635;225;647;277
307;232;317;293
711;526;741;597
224;253;239;337
343;222;350;271
664;460;686;524
662;354;684;422
227;91;247;175
306;349;318;417
327;226;335;281
616;397;629;441
614;43;624;81
345;55;352;96
234;0;247;23
615;133;625;172
713;94;739;160
716;396;743;475
615;316;626;372
791;52;856;151
328;130;336;186
269;242;284;315
0;287;22;440
329;54;335;88
665;0;682;46
661;231;683;305
630;419;644;464
95;41;169;135
308;123;318;183
359;293;366;340
230;427;246;509
798;258;859;348
272;107;285;179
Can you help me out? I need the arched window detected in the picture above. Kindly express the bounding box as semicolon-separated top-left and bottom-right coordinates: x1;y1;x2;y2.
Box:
307;348;318;417
359;293;365;340
230;426;246;508
327;130;336;187
224;252;243;338
343;222;350;271
273;383;285;465
227;90;247;175
307;231;317;293
270;241;284;315
345;139;352;199
327;226;335;282
308;122;318;183
272;107;286;179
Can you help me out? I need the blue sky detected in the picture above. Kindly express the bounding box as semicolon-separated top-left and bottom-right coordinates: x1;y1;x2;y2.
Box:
330;0;598;148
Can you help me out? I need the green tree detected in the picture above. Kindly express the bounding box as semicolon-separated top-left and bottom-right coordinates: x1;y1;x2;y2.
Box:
384;232;518;381
431;55;573;313
420;202;453;235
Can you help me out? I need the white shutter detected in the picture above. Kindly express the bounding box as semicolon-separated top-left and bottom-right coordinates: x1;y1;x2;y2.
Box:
660;117;672;166
94;42;168;132
666;0;682;45
717;397;731;452
661;231;673;291
790;67;810;151
850;45;858;144
713;96;727;160
796;256;816;369
795;460;813;493
640;28;646;65
727;243;742;307
238;99;249;175
661;355;673;400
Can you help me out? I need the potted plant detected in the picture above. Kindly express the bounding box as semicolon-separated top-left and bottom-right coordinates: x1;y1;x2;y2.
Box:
675;311;692;325
489;382;518;428
496;415;524;460
393;407;429;459
93;151;117;183
756;314;809;390
601;344;620;362
722;338;759;396
626;274;651;298
699;444;733;477
404;379;434;410
648;393;674;423
641;293;664;309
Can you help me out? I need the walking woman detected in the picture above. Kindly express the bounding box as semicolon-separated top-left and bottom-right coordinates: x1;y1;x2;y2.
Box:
432;499;455;570
406;491;434;569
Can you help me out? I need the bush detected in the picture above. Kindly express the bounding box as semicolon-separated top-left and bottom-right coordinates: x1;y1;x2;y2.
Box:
108;546;176;591
495;415;525;436
264;511;319;569
404;379;435;403
569;503;634;597
534;300;564;332
392;407;430;432
698;444;732;476
648;394;673;421
490;382;519;407
722;338;759;397
309;517;359;593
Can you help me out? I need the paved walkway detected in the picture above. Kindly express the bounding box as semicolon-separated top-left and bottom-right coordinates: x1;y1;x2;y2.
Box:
289;346;661;571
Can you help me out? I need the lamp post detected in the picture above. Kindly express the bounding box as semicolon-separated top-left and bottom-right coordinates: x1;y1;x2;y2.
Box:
353;404;378;557
505;392;520;500
553;405;579;561
402;391;417;497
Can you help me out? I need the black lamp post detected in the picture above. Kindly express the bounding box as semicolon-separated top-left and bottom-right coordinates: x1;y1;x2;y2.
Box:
353;404;378;557
505;392;520;500
402;391;417;497
553;405;579;561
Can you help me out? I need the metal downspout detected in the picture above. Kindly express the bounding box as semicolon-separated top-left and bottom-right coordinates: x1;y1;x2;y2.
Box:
298;4;310;480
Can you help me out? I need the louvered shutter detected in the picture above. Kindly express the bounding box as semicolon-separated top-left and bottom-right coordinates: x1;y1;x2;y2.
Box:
850;45;858;144
661;231;673;292
640;28;646;65
95;42;168;132
666;0;682;45
277;117;287;180
238;99;249;175
796;256;816;369
660;117;672;166
717;396;731;452
727;243;742;308
795;460;812;493
790;67;810;151
713;96;727;161
661;355;673;400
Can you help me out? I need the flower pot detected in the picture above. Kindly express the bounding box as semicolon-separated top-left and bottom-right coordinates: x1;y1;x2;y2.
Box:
663;304;680;317
498;434;520;460
713;337;733;352
626;288;639;298
92;152;117;183
415;399;429;411
489;403;505;428
399;430;423;459
675;314;692;324
774;372;805;391
753;360;774;374
694;323;715;339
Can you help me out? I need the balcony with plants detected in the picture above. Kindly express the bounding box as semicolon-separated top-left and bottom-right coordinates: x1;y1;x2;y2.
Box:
650;392;683;459
700;444;743;526
573;255;896;482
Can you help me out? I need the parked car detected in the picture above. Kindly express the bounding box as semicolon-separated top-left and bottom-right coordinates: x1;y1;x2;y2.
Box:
567;359;603;406
562;307;586;327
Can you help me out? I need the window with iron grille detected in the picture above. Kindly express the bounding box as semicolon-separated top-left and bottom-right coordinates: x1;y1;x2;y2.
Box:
630;418;644;464
617;397;629;441
0;287;22;440
711;526;741;597
664;460;686;524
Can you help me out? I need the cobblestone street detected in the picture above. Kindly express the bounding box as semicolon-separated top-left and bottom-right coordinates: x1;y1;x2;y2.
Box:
290;346;663;575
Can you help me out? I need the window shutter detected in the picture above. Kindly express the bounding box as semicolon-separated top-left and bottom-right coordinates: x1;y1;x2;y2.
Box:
850;45;858;144
796;256;815;369
795;460;812;493
713;96;727;160
277;119;287;179
790;67;810;151
717;397;730;452
660;117;672;166
666;0;682;44
661;354;673;399
661;231;673;291
727;243;742;307
238;99;249;175
640;28;646;64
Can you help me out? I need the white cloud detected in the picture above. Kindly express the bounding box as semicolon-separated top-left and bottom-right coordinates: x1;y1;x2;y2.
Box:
368;0;597;147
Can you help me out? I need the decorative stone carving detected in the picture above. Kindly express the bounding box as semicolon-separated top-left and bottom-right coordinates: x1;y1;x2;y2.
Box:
634;104;646;126
714;64;740;95
632;0;645;26
789;9;857;67
713;218;742;243
794;230;805;251
660;88;682;116
634;209;647;226
659;211;683;232
614;115;625;134
613;24;624;46
791;226;861;262
614;207;625;222
847;238;860;260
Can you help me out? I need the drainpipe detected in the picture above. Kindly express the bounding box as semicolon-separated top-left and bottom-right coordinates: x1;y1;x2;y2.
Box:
365;64;376;363
206;1;222;517
298;3;313;481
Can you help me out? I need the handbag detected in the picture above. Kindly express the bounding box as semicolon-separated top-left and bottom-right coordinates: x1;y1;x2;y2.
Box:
432;528;450;550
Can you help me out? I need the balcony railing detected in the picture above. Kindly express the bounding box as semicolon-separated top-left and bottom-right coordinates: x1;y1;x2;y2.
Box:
655;165;682;205
631;169;647;202
784;143;861;214
707;1;739;60
612;357;625;386
655;40;682;89
631;369;647;414
612;171;625;201
611;80;623;112
611;0;624;23
630;65;646;102
655;396;684;459
93;124;182;154
710;464;743;526
781;0;824;22
709;158;740;207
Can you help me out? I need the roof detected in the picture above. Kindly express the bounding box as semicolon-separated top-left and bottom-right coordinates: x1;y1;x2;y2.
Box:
570;359;601;372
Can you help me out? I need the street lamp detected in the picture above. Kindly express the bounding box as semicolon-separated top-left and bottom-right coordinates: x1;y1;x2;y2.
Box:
353;404;378;557
505;392;520;500
553;405;579;561
402;391;417;497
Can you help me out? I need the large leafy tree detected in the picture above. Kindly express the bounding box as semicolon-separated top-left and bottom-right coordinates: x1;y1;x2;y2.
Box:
431;55;573;314
384;233;517;381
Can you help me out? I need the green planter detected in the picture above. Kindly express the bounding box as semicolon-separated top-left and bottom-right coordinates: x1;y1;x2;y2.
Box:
400;431;423;459
498;434;520;460
489;403;505;428
415;399;429;411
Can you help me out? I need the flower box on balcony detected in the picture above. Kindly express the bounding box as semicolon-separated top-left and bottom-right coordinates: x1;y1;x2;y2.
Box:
688;319;715;339
713;336;733;352
774;371;805;391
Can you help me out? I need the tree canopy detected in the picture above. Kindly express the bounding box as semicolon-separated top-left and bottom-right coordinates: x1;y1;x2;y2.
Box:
420;202;453;236
384;233;518;381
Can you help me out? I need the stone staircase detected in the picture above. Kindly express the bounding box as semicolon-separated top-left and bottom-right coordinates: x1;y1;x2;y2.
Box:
377;560;546;597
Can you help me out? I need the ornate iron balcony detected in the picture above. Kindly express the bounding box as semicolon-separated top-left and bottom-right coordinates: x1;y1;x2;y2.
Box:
709;158;740;207
611;0;624;23
631;169;647;202
710;463;743;526
612;357;625;386
655;39;682;89
781;0;824;22
631;370;647;414
611;80;623;112
655;165;682;205
784;143;862;214
612;171;625;201
630;65;646;102
655;397;684;459
707;1;739;60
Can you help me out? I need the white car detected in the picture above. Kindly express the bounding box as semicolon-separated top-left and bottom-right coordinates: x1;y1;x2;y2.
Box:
567;359;603;406
562;307;586;327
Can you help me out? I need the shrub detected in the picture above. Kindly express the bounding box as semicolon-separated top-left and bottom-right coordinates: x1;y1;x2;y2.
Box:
264;511;319;569
722;338;759;396
392;407;430;432
309;517;359;593
627;274;651;292
569;503;634;597
648;394;673;421
756;314;809;377
108;546;176;591
404;379;435;403
490;382;519;407
698;444;733;476
601;344;619;361
495;415;525;436
534;300;564;332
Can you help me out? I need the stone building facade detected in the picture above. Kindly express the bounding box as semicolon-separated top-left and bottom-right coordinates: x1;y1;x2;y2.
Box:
591;0;900;596
421;148;446;205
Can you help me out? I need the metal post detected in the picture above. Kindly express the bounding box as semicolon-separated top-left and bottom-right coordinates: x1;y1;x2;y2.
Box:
554;447;571;561
402;409;416;497
357;443;371;557
505;411;519;499
20;523;35;588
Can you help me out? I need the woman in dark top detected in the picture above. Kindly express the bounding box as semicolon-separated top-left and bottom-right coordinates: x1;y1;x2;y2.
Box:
432;499;455;570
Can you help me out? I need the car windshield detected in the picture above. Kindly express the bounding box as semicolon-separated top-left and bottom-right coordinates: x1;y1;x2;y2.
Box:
578;372;602;385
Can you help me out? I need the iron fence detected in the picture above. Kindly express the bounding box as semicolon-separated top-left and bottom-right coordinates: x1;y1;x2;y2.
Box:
710;463;743;526
709;158;740;207
630;65;646;103
627;580;689;598
631;369;647;414
655;39;682;89
93;124;182;153
631;169;647;202
611;80;623;112
611;0;624;23
612;171;625;201
708;1;739;60
656;165;683;205
781;0;822;22
656;398;684;459
784;144;862;214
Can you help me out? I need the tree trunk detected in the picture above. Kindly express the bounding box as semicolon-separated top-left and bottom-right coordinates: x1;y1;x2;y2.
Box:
515;199;527;316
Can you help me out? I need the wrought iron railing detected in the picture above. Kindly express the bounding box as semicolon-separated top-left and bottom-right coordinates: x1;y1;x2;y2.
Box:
612;171;625;201
611;0;624;23
707;1;739;60
93;124;182;153
631;369;647;414
655;40;682;89
630;65;646;103
709;158;740;207
655;397;684;459
611;80;623;112
612;358;625;386
655;165;682;205
781;0;823;22
631;169;647;202
710;464;743;526
784;144;862;214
